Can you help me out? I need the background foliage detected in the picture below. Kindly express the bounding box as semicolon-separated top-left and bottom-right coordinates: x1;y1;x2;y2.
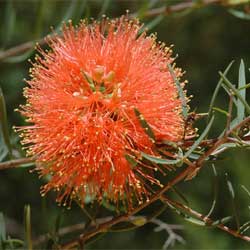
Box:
1;0;250;249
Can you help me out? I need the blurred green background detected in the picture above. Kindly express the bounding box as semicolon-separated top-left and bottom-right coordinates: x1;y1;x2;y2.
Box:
1;0;250;249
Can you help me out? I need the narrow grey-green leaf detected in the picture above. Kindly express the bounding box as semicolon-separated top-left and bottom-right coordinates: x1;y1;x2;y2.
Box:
24;205;32;250
2;0;16;47
238;82;250;90
0;87;12;157
183;116;215;159
237;60;246;122
135;1;151;19
208;61;234;122
184;217;206;226
134;108;155;142
167;64;188;119
219;71;250;114
0;213;6;242
139;15;164;34
165;201;206;226
55;0;79;33
187;152;202;160
228;9;250;20
141;152;180;165
171;186;189;205
241;185;250;199
212;107;229;116
98;0;111;19
210;216;232;227
226;174;240;230
34;0;47;39
240;221;250;233
125;154;138;168
206;164;218;218
0;138;8;162
73;0;87;21
241;225;250;234
226;174;235;199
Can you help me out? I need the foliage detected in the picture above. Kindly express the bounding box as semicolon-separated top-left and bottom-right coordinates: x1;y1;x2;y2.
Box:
1;0;250;249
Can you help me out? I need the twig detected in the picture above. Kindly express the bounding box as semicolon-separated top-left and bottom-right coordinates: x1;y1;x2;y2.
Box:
0;0;223;62
1;116;248;247
33;217;113;246
61;116;250;249
185;116;250;180
34;215;183;249
0;157;35;170
130;0;221;18
161;195;250;242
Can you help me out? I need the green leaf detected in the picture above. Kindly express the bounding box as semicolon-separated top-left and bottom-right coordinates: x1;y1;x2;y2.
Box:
212;107;229;116
208;61;234;122
167;202;206;226
0;213;6;243
241;185;250;199
141;152;180;165
98;0;111;19
219;71;250;114
130;217;147;227
73;0;88;21
184;217;206;226
238;82;250;90
229;9;250;20
109;222;138;232
54;0;79;33
226;0;250;4
241;225;250;234
34;0;47;39
206;165;218;218
54;211;63;235
24;205;33;250
125;154;138;168
0;139;8;162
240;221;250;233
159;140;178;148
139;15;164;34
81;70;95;92
167;64;188;120
4;238;24;248
226;174;240;230
2;0;16;47
210;216;233;227
237;60;246;122
183;116;215;159
135;1;151;19
134;108;155;142
143;115;214;165
226;175;235;199
171;186;189;205
0;87;12;157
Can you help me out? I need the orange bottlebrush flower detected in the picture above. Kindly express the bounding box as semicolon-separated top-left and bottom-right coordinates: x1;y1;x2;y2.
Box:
18;17;185;207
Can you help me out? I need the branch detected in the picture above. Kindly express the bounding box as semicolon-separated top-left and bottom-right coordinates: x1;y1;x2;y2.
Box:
0;157;35;170
161;195;250;242
61;116;250;249
0;0;222;62
185;115;250;180
130;0;222;18
0;116;248;247
33;216;113;246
